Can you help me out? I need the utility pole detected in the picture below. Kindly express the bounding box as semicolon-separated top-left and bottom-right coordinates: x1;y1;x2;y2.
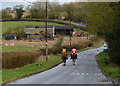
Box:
70;20;72;46
45;1;48;61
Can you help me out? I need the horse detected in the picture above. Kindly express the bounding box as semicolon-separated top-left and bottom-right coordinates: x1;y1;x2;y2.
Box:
61;53;68;66
71;53;77;65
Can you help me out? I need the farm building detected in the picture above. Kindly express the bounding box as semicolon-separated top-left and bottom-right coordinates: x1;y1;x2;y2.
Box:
25;25;54;38
25;25;74;38
55;26;74;35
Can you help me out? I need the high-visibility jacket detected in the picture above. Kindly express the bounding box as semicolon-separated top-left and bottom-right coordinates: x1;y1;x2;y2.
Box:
62;49;66;54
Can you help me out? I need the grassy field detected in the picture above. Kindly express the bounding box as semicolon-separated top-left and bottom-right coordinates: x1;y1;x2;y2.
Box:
2;46;44;52
96;52;120;79
2;21;65;33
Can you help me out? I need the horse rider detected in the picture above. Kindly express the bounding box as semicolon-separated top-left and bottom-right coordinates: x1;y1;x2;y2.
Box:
71;47;77;65
61;47;67;66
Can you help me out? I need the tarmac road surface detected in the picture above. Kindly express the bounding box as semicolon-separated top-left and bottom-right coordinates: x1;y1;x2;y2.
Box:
5;47;114;85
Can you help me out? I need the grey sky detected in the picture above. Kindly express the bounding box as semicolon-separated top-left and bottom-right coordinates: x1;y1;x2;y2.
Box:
0;0;76;10
0;0;119;10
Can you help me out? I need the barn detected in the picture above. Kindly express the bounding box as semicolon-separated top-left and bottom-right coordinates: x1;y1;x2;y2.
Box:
25;25;74;38
54;26;74;35
25;25;54;39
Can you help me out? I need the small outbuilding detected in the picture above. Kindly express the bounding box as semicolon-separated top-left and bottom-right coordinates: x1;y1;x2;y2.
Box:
54;26;74;35
3;34;17;40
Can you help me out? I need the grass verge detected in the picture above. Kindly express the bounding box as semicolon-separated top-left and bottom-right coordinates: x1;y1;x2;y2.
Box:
96;52;120;79
2;54;61;84
2;43;103;84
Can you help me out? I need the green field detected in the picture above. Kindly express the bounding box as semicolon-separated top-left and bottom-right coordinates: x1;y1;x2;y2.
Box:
2;46;44;52
2;21;65;33
96;52;120;79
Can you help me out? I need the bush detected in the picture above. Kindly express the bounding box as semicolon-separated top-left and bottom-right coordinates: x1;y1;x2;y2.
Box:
3;26;25;39
91;35;102;42
2;50;43;69
49;42;88;54
63;42;88;52
1;10;12;19
106;33;120;65
48;37;63;54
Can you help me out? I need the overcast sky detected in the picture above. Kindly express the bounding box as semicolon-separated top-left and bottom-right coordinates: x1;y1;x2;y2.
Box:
0;0;119;10
0;0;77;10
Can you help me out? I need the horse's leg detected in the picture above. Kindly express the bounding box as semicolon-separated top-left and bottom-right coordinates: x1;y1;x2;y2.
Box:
63;59;66;66
73;59;76;65
64;59;66;66
72;59;74;65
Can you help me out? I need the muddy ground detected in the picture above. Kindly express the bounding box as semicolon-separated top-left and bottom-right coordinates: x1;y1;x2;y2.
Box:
1;37;89;48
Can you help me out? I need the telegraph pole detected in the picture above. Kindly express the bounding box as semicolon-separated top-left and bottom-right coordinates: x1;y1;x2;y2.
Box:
45;1;48;61
70;20;72;46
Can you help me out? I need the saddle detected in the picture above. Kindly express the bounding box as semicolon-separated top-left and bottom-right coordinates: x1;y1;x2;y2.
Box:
62;53;68;60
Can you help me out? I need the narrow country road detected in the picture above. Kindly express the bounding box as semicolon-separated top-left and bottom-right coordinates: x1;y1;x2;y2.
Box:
6;47;113;85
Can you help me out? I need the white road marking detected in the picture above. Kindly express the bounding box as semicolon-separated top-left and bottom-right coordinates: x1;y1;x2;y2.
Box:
76;73;80;75
71;73;102;76
95;73;98;76
86;73;89;75
81;73;84;75
71;73;75;75
97;74;101;75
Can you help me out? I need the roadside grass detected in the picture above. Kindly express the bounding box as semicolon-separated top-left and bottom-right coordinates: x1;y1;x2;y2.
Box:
2;43;103;84
2;21;65;33
2;46;45;52
2;54;61;84
96;52;120;79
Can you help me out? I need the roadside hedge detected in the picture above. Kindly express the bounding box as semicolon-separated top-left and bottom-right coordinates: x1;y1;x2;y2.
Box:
2;50;43;69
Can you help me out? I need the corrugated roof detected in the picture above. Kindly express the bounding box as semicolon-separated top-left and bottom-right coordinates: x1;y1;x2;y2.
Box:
54;26;74;29
26;25;53;29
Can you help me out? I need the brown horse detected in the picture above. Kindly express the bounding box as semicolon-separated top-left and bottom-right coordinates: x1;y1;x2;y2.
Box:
61;53;68;66
71;53;77;65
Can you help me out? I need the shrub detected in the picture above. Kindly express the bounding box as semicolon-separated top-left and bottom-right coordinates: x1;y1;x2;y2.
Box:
49;41;88;54
63;42;88;52
3;26;25;40
1;10;12;19
48;37;63;54
2;50;43;69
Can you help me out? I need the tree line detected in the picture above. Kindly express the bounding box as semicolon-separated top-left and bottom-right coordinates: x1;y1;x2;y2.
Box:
84;2;120;65
1;2;85;22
